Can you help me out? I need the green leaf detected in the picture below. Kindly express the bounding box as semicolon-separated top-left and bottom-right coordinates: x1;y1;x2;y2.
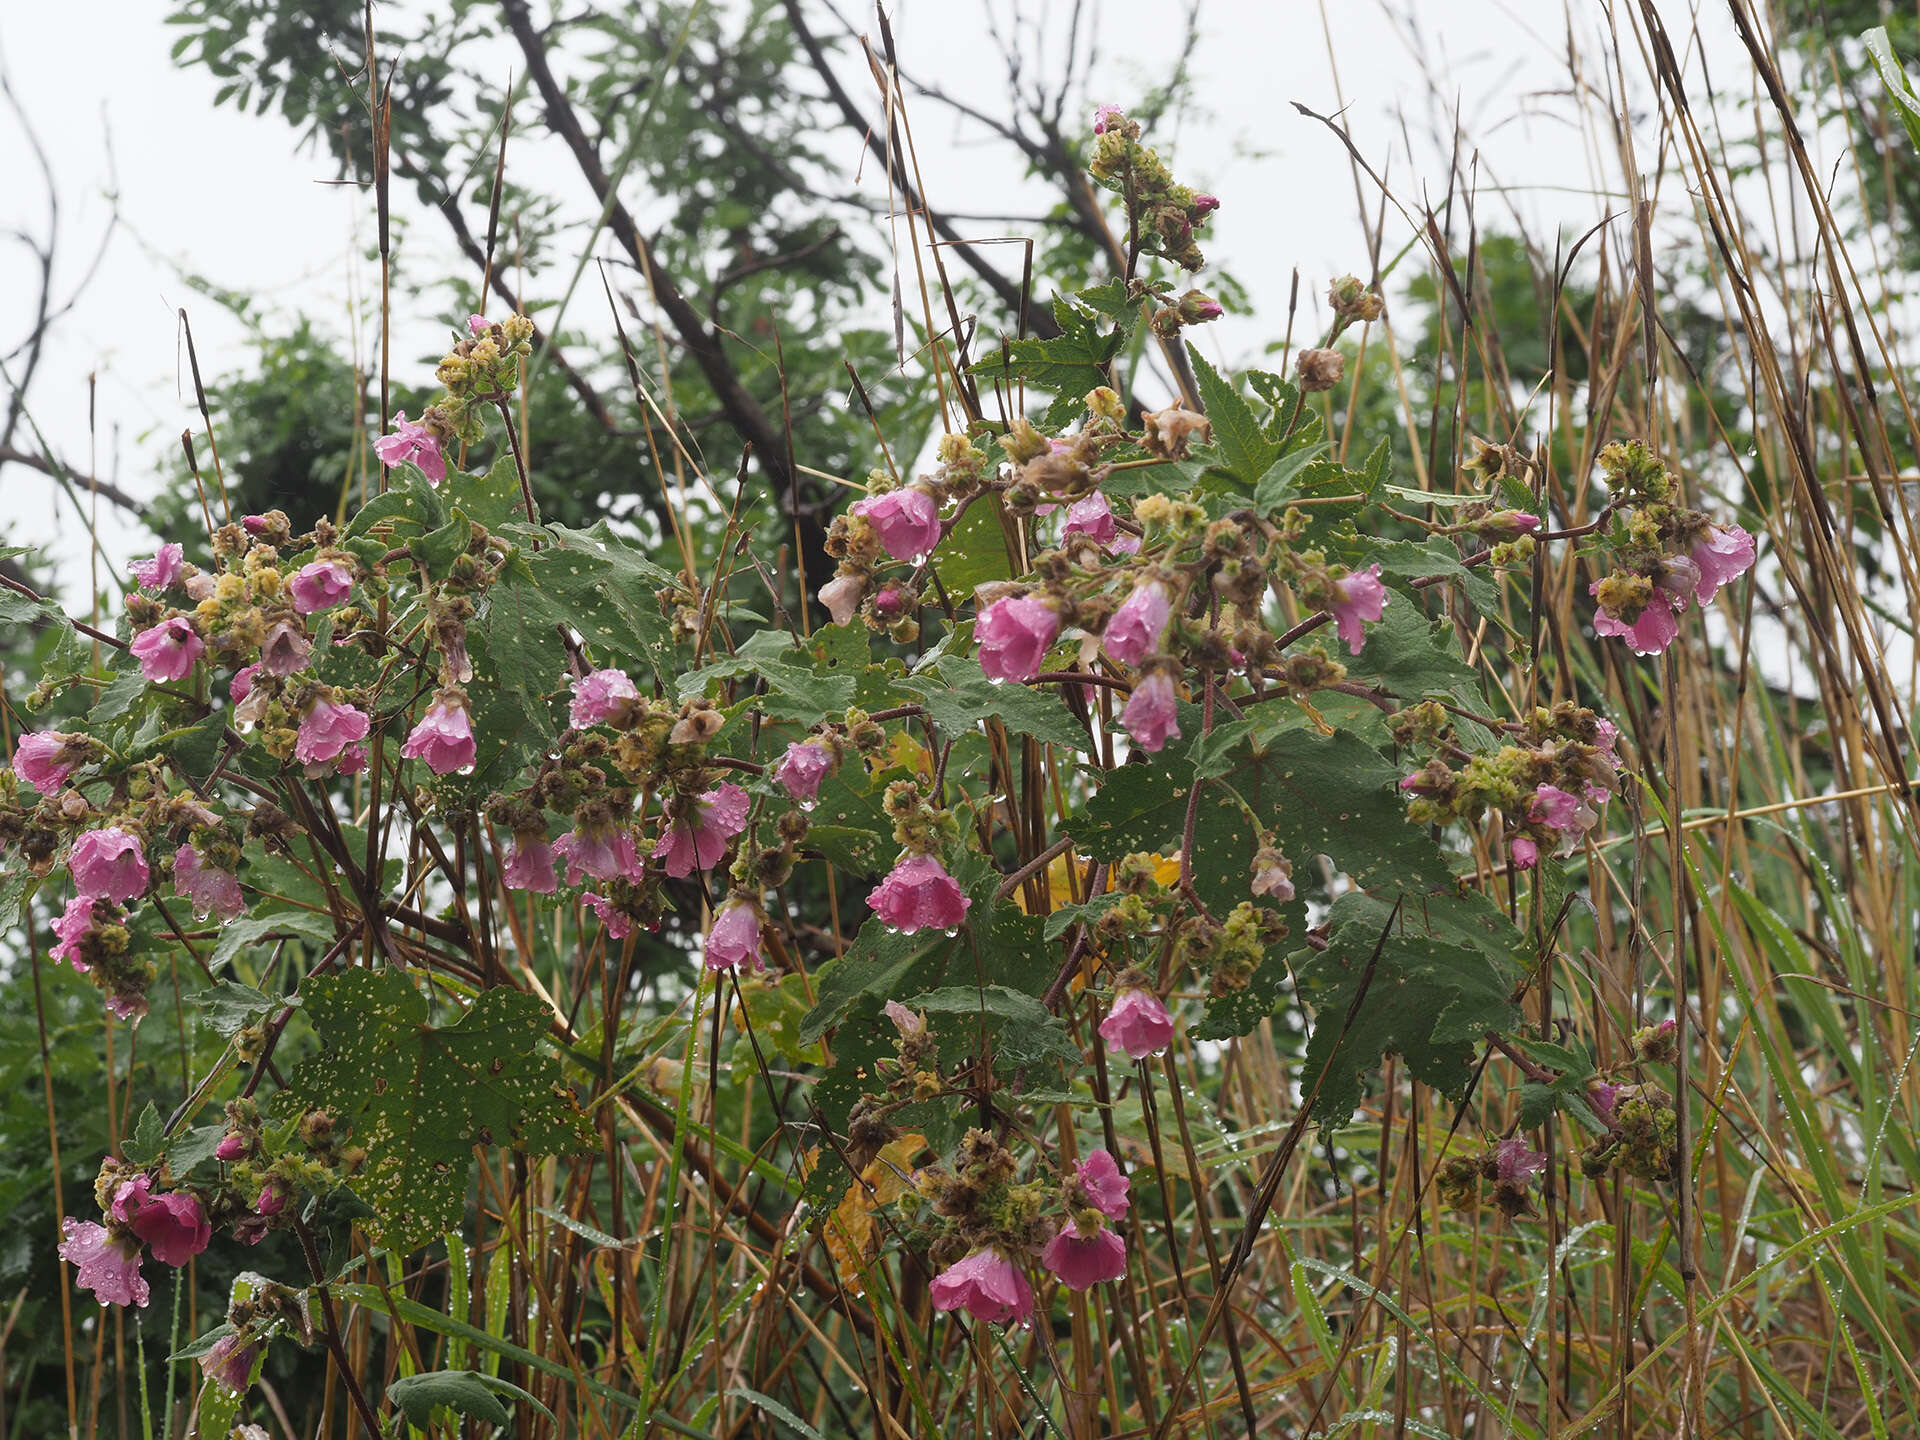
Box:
1252;442;1332;516
287;971;593;1252
188;980;284;1036
678;625;861;719
386;1370;510;1426
1292;892;1523;1124
902;656;1088;751
123;1102;166;1166
1865;27;1920;155
164;1125;229;1178
904;984;1081;1071
446;452;532;532
928;497;1015;598
92;669;149;725
209;909;339;973
1188;345;1279;487
970;293;1125;396
345;469;447;538
491;520;679;681
1197;950;1296;1042
728;1386;827;1440
408;513;474;578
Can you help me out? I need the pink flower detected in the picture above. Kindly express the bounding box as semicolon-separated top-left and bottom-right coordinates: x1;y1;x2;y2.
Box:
705;899;763;973
1587;1082;1620;1123
569;668;638;729
294;699;371;767
1104;582;1171;665
401;695;477;775
819;574;867;627
1328;564;1388;655
1591;584;1681;655
1509;836;1539;870
70;827;149;902
653;783;750;878
867;854;971;933
775;740;833;803
114;1178;211;1267
258;620;312;676
929;1247;1034;1326
1121;671;1181;753
502;836;558;894
555;824;644;885
229;665;259;705
1191;193;1221;217
852;486;943;561
216;1133;249;1163
201;1333;258;1395
1251;854;1295;902
13;730;79;792
976;595;1059;683
1041;1225;1127;1291
1100;985;1175;1060
1093;104;1124;134
58;1218;148;1308
1077;1149;1130;1219
884;999;926;1037
583;891;633;939
1495;1137;1547;1185
1062;493;1117;546
254;1180;289;1217
130;543;184;592
468;314;490;337
51;894;98;970
130;617;204;682
1690;523;1756;603
289;560;353;615
173;844;245;922
373;411;446;482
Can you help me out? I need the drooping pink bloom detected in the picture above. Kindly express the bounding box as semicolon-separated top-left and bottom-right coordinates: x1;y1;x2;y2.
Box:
819;574;867;627
1077;1149;1130;1219
975;595;1059;683
1328;564;1388;655
775;740;833;803
1590;585;1681;655
114;1177;211;1267
653;784;750;879
1121;671;1181;753
554;824;644;885
1104;582;1171;666
289;559;353;615
229;665;259;705
257;620;313;677
334;743;369;776
705;899;763;973
58;1218;148;1308
130;543;184;592
294;699;371;767
1495;1137;1547;1185
1509;836;1540;870
569;669;638;729
1062;492;1117;547
70;827;149;902
583;891;633;940
51;895;98;971
1251;852;1295;902
467;314;490;337
502;836;558;894
929;1247;1034;1326
401;695;477;775
130;617;204;682
1587;1082;1620;1123
867;854;971;933
1689;523;1756;603
884;999;926;1037
173;844;245;922
852;486;943;562
1042;1225;1127;1292
373;411;446;482
201;1333;259;1395
13;730;79;792
1100;985;1175;1060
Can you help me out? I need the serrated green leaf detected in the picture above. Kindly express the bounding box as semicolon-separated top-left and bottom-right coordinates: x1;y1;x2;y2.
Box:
905;984;1081;1071
902;656;1088;751
447;452;533;531
287;971;592;1252
209;909;339;973
124;1102;166;1165
1189;345;1279;487
1252;442;1332;516
928;496;1015;598
188;980;284;1036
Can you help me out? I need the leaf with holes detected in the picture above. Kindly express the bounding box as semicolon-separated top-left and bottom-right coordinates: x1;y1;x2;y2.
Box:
287;970;592;1253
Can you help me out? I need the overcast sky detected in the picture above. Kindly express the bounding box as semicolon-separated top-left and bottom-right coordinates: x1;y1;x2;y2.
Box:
0;0;1714;595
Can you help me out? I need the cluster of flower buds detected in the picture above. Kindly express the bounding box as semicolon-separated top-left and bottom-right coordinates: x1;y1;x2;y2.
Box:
1088;105;1220;271
1578;1080;1679;1181
1398;702;1623;871
915;1129;1135;1325
1585;441;1756;654
1437;1137;1548;1219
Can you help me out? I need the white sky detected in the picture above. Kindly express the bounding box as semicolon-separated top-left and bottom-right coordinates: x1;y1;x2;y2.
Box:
0;0;1703;598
